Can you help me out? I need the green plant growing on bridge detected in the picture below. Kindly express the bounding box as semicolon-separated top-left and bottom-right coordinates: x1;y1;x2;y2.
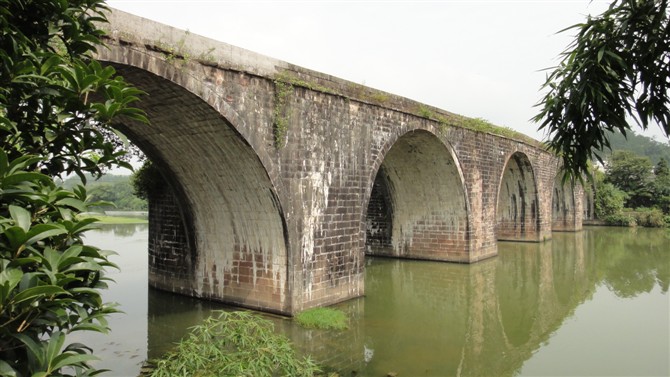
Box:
156;30;192;67
0;0;147;374
273;78;293;148
461;117;536;144
368;92;391;105
417;104;434;119
150;310;321;377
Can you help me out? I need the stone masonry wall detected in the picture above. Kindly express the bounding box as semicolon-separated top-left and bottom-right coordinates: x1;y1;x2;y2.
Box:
148;181;194;296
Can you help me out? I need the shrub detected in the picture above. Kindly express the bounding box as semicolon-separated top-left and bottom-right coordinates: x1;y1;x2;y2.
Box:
0;0;147;374
150;311;321;377
627;208;666;228
0;152;119;375
595;182;627;218
603;213;636;227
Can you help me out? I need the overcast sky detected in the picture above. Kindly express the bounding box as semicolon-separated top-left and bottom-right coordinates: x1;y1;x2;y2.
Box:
105;0;667;142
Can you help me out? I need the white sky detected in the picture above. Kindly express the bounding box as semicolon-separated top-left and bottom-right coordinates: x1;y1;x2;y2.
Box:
105;0;668;142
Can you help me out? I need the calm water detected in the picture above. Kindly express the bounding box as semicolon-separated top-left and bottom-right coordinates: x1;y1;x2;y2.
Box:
75;225;669;376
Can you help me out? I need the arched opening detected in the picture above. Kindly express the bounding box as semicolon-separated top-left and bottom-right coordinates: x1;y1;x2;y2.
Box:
366;167;394;250
552;176;576;231
108;63;290;314
496;152;540;241
365;130;469;262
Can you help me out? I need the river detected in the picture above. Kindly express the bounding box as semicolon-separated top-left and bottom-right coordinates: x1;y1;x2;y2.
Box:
73;224;669;376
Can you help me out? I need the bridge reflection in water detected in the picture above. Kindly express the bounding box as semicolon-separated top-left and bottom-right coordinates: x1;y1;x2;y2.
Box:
147;227;669;376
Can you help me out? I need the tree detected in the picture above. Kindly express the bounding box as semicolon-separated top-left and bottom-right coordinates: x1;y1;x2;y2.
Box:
0;0;146;375
653;158;670;212
605;150;655;207
654;157;670;179
534;0;670;180
595;181;628;218
88;181;147;211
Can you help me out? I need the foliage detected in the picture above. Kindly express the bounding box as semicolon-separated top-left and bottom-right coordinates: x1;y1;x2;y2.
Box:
87;181;146;211
273;79;292;148
1;0;147;375
150;311;321;377
534;0;670;180
0;151;119;375
0;0;147;182
602;213;637;226
595;181;627;218
131;161;165;201
65;174;145;210
295;307;349;331
63;174;147;211
605;150;655;208
626;207;667;227
595;150;670;226
463;117;537;144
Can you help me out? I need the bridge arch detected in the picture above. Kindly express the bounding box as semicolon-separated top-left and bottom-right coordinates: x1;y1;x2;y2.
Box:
364;129;471;261
99;57;292;313
496;151;540;242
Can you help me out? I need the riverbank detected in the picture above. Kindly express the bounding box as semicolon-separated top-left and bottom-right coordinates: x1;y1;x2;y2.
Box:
79;213;148;224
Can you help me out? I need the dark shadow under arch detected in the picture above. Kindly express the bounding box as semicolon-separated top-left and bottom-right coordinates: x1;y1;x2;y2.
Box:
496;152;540;242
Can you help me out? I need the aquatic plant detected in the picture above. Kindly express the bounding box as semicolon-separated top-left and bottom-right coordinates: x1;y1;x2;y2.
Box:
295;307;349;331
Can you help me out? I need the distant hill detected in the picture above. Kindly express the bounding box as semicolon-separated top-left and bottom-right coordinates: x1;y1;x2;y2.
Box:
599;131;670;164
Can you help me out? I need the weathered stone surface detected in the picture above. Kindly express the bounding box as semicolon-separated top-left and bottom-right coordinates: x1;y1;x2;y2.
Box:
96;9;582;315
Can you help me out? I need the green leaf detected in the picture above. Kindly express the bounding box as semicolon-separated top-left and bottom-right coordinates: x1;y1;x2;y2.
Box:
14;333;45;366
25;224;67;246
4;227;27;252
45;331;66;371
56;197;88;212
0;149;8;175
51;352;98;371
8;205;32;232
597;46;605;63
0;268;23;303
12;285;70;305
0;360;17;377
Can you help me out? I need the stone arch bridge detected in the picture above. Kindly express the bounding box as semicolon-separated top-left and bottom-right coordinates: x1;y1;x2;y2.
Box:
97;10;584;315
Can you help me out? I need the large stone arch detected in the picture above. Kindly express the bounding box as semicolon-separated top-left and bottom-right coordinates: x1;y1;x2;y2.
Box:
100;61;292;313
364;130;471;261
496;152;541;241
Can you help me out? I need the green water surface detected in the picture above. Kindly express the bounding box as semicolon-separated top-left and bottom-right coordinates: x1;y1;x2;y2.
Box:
79;225;669;376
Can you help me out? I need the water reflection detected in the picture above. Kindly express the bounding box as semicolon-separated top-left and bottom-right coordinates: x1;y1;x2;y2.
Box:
81;226;668;376
90;222;149;237
279;228;668;376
